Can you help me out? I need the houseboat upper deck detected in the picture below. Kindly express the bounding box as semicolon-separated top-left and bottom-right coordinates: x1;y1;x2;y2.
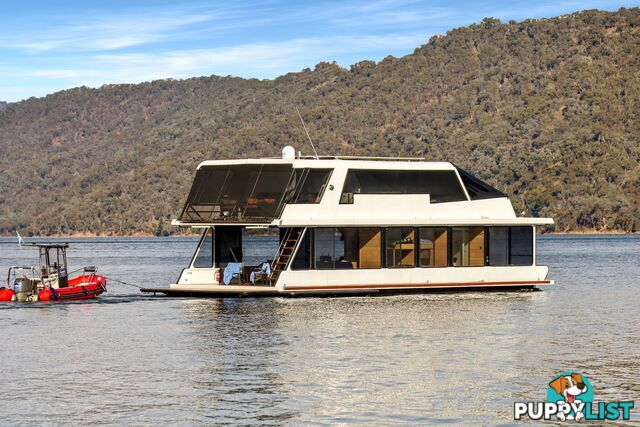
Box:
141;147;553;297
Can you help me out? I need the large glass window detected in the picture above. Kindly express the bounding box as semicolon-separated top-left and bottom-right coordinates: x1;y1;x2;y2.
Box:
193;228;213;268
488;226;533;266
290;169;332;204
214;226;243;266
291;229;312;270
455;166;506;200
179;164;295;223
358;228;382;268
314;228;335;269
243;166;294;219
419;227;448;267
452;227;485;267
510;226;533;266
340;169;467;204
296;226;533;270
385;228;416;268
313;228;382;270
488;227;509;266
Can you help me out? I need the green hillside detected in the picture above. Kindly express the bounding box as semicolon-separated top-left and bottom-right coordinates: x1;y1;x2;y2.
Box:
0;8;638;236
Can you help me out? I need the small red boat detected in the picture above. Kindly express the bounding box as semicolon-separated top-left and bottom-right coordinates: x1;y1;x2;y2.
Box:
0;243;106;302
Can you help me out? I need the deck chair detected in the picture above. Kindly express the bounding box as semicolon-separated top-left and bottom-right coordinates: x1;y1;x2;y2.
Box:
249;262;272;285
223;262;242;285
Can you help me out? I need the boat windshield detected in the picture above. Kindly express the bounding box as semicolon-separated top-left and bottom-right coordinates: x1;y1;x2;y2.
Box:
179;164;295;223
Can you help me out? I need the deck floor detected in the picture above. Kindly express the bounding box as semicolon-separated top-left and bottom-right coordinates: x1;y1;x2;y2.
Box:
140;284;279;297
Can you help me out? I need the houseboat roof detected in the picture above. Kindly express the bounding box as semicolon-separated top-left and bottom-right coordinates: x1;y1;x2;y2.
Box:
174;148;554;228
197;157;457;170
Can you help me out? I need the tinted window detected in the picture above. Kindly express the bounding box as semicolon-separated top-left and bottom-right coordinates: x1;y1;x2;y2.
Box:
488;226;533;266
291;229;312;270
340;170;467;203
312;228;381;270
244;166;294;219
510;226;533;266
291;169;332;203
385;228;416;268
452;227;484;267
193;229;213;268
179;164;294;223
488;227;509;266
456;166;506;200
214;226;243;266
314;228;336;270
419;227;448;267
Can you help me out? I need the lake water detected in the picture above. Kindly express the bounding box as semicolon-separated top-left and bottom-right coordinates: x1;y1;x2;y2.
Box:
0;235;638;425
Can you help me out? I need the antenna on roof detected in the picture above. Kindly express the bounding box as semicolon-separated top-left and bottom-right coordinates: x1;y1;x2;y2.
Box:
295;106;319;159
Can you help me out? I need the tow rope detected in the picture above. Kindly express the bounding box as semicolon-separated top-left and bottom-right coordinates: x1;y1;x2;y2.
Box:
104;276;143;289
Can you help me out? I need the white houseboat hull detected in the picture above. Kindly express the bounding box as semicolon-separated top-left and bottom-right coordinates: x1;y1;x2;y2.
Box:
141;149;554;298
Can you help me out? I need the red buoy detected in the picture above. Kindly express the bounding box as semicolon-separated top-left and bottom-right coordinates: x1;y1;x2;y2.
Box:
0;288;14;301
38;288;54;301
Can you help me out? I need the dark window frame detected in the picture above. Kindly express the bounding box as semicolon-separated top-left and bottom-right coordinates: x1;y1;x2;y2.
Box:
450;226;486;268
384;227;417;268
313;227;337;270
339;169;468;204
355;227;384;270
486;226;534;267
179;164;296;223
191;227;214;269
454;165;507;200
291;228;313;270
289;225;535;270
417;226;450;268
508;226;534;266
292;227;384;271
289;168;334;204
316;227;384;270
214;226;243;266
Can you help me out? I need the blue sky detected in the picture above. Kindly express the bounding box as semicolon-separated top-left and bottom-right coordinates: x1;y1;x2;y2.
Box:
0;0;635;102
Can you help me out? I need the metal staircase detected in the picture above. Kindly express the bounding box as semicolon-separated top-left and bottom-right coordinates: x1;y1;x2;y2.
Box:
270;227;303;285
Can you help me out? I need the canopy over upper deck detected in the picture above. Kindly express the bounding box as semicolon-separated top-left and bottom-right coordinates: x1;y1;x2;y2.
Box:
175;153;553;228
178;162;295;224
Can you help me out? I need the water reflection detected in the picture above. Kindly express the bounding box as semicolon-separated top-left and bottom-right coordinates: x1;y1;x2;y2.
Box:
0;236;638;424
182;299;297;424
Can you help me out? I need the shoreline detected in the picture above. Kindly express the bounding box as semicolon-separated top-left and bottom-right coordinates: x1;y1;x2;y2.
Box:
1;230;637;238
545;230;638;235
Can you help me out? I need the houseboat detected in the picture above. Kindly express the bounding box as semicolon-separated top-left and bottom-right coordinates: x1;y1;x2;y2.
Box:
141;146;553;297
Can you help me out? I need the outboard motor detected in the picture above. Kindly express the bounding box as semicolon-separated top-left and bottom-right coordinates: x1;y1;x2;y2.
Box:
13;277;35;302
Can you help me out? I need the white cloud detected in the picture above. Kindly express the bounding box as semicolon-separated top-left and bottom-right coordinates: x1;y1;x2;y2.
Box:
17;33;428;88
0;5;255;53
3;0;630;101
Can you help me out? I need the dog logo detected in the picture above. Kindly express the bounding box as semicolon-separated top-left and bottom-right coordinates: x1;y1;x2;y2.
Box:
547;372;593;421
549;373;588;404
515;372;634;422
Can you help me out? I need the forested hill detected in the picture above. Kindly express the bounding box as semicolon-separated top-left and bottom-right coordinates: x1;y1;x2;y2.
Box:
0;8;638;236
0;102;7;112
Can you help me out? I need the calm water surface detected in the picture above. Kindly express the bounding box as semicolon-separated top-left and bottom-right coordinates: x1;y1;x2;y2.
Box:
0;235;638;425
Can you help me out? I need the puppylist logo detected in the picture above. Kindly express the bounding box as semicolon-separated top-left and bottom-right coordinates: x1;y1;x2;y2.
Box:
514;372;635;422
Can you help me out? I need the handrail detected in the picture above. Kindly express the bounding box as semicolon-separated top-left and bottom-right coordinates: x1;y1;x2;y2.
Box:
6;266;38;288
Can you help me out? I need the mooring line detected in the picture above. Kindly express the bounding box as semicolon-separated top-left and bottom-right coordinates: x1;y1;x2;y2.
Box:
105;276;143;289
